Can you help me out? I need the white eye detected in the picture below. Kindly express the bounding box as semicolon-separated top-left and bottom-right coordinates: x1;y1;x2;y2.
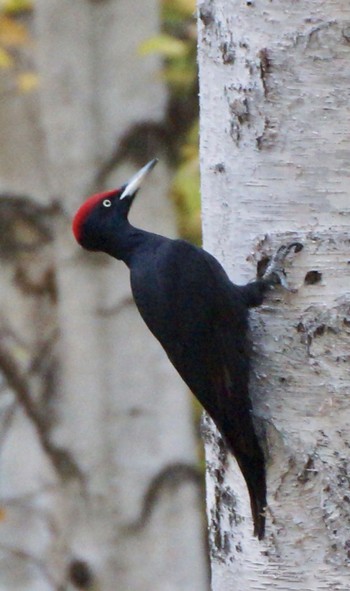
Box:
103;199;112;208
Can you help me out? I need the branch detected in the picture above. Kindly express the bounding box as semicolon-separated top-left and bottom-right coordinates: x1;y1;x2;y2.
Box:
95;295;134;317
124;462;203;532
0;543;63;591
90;121;170;194
0;339;83;483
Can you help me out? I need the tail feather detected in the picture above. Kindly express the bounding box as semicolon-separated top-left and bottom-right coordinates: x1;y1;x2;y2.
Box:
239;453;266;540
220;421;267;539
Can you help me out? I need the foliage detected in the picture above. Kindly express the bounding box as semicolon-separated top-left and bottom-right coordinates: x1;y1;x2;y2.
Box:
141;0;200;243
0;0;37;93
140;0;197;95
0;0;32;13
151;1;204;462
0;13;28;67
172;121;201;243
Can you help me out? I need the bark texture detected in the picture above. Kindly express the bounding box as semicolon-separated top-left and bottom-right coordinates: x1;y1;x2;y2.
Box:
198;1;350;589
0;2;208;590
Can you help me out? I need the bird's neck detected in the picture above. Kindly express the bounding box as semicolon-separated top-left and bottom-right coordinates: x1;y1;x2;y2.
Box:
105;221;160;267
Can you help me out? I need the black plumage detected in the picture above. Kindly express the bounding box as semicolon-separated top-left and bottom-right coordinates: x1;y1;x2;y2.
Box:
129;236;268;539
73;159;301;539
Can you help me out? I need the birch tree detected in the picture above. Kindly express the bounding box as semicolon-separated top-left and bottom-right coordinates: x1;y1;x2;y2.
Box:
198;0;350;588
0;2;208;590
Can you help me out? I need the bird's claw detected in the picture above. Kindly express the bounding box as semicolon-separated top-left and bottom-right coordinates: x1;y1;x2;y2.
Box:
263;242;303;292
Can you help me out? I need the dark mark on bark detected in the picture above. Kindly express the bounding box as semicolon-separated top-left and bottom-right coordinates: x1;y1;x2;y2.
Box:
214;162;225;173
342;26;350;43
228;97;250;146
258;48;271;98
199;2;215;26
220;42;235;64
304;270;322;285
256;117;275;150
297;456;318;484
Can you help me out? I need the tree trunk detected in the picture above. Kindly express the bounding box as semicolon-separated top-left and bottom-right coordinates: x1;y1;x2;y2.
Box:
198;0;350;588
0;2;208;590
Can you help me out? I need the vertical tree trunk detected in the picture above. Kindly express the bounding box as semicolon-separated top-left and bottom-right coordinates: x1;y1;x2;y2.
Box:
36;0;208;587
198;0;350;588
0;2;208;590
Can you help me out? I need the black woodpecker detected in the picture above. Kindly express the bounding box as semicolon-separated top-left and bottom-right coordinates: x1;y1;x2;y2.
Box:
72;159;302;539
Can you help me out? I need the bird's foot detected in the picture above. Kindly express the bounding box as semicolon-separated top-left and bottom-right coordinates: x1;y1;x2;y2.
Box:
262;242;303;292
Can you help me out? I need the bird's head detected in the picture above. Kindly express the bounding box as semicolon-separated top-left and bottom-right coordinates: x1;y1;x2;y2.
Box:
72;158;158;252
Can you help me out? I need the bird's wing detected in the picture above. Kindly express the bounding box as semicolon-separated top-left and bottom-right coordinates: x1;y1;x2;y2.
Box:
131;239;266;538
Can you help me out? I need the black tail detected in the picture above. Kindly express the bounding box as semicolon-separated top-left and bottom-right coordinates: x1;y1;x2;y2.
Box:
236;450;266;540
220;417;267;540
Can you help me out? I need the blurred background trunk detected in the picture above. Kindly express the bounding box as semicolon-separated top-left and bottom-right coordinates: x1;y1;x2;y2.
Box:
0;1;208;589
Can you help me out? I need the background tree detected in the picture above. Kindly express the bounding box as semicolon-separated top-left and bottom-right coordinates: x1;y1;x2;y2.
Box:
198;0;350;589
0;1;208;589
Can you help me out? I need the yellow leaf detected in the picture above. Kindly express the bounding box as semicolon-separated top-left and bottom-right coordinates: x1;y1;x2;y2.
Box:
139;34;187;58
178;0;196;12
163;0;196;17
0;0;32;14
17;71;38;92
0;46;12;67
0;15;28;47
0;507;6;521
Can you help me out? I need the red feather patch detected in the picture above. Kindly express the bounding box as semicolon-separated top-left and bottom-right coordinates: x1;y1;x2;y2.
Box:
72;189;118;244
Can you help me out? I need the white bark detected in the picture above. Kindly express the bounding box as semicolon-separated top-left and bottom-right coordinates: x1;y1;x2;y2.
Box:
0;2;208;590
198;0;350;589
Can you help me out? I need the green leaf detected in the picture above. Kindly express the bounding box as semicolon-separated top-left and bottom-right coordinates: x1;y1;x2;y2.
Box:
0;0;32;14
139;34;187;58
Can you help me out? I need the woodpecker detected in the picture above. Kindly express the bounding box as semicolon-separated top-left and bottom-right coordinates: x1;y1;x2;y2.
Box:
72;159;302;539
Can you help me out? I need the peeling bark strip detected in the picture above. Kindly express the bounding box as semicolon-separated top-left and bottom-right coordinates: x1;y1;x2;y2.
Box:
198;0;350;588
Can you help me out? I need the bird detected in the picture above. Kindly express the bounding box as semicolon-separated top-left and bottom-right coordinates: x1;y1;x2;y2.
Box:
72;158;302;539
